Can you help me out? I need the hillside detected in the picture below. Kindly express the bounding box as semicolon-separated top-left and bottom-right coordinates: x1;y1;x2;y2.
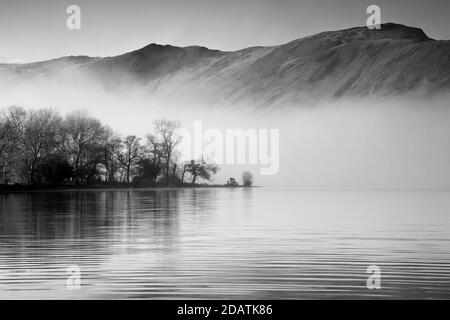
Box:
1;23;450;108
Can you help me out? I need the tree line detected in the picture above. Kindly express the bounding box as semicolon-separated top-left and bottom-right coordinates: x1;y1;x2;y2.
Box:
0;106;220;186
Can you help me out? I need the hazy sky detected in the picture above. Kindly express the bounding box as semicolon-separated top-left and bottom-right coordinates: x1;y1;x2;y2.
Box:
1;0;449;62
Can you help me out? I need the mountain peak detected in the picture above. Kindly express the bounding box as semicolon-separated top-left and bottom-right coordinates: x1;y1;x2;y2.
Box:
368;23;430;40
318;23;431;42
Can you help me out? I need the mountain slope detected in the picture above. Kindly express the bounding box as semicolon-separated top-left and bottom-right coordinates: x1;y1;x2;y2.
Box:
2;23;450;108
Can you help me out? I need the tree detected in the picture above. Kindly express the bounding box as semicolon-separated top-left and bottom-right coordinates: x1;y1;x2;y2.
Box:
144;134;163;183
153;119;182;185
242;171;254;187
226;177;239;186
36;152;73;185
0;106;222;187
82;143;105;183
63;111;105;184
100;128;122;183
185;159;219;185
10;107;62;184
0;109;19;183
135;158;159;184
180;162;189;184
0;109;18;156
116;135;142;184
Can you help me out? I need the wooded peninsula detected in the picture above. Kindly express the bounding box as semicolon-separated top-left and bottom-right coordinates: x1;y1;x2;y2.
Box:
0;107;254;190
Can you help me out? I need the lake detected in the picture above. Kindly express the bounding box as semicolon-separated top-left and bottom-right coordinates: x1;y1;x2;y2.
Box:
1;187;450;299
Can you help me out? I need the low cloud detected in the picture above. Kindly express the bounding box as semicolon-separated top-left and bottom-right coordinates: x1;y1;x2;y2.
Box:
1;67;449;188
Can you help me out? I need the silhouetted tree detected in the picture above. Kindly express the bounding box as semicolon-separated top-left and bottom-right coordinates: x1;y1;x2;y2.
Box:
186;159;219;184
63;111;105;184
116;135;142;184
10;107;62;184
0;108;19;183
180;162;189;184
100;129;122;183
153;119;182;185
145;133;163;182
82;143;105;183
135;158;160;184
0;107;222;187
36;152;73;184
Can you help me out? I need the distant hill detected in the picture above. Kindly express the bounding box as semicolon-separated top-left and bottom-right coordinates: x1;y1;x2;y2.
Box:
1;23;450;108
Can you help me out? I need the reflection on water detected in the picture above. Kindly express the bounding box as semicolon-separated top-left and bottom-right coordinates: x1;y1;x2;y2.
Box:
1;188;450;299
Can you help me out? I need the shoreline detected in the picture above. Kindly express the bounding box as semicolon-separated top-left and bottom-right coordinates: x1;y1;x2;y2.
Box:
0;184;256;193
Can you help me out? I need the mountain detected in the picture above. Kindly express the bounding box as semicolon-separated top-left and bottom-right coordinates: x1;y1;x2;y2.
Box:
1;23;450;108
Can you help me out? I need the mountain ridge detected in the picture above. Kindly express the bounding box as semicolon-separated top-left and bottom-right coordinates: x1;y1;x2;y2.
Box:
1;23;449;108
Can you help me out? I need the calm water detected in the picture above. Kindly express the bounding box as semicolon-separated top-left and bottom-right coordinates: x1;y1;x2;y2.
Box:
0;187;450;299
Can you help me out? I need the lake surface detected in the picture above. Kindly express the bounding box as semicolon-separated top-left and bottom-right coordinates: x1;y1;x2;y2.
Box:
0;187;450;299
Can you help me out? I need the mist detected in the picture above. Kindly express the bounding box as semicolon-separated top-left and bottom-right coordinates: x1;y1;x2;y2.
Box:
1;68;449;189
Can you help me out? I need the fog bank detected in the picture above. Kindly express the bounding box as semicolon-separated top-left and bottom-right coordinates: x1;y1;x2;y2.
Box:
1;73;449;188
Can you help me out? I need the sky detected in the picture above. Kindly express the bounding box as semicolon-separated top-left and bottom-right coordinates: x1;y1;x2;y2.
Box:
0;0;449;62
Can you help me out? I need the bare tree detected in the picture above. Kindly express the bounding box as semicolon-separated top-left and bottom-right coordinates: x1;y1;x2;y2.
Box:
0;109;19;183
0;107;221;187
63;111;105;184
144;133;163;183
0;110;17;155
180;162;189;184
153;119;182;185
100;127;122;183
116;135;142;184
10;107;62;184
